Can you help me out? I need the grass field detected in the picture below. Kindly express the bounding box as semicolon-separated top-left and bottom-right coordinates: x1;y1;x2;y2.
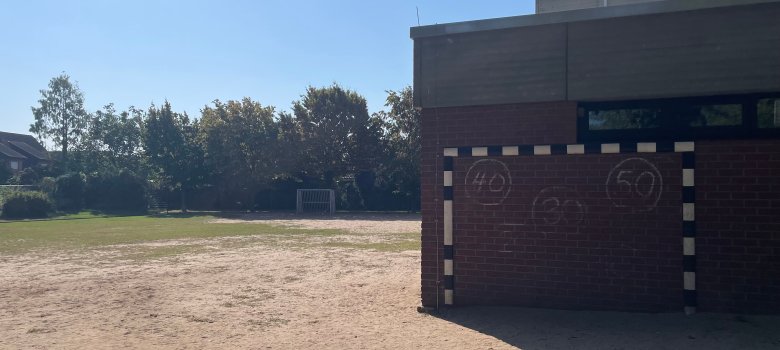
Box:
0;212;419;256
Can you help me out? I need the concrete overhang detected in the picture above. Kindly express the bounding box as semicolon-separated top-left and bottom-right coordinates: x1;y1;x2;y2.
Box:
410;0;780;39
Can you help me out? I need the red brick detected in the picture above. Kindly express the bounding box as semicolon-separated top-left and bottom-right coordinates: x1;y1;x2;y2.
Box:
421;105;780;314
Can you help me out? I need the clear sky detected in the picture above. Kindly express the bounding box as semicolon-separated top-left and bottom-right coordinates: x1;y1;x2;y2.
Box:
0;0;535;135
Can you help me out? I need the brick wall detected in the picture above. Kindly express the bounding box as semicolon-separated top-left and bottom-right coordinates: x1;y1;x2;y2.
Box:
452;154;682;311
421;102;578;307
696;140;780;313
421;102;780;313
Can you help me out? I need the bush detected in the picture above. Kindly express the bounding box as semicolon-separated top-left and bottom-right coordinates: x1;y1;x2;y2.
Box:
1;191;52;219
55;172;86;212
0;164;11;184
84;170;147;212
39;177;56;196
10;167;40;185
0;187;14;204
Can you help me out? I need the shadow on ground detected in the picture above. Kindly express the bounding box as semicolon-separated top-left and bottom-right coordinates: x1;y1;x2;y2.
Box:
430;306;780;350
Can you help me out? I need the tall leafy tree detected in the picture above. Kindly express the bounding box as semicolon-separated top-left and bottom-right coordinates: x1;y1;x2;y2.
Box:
79;104;144;174
143;101;206;212
30;74;89;162
276;111;302;175
377;86;421;210
199;98;280;208
292;84;383;187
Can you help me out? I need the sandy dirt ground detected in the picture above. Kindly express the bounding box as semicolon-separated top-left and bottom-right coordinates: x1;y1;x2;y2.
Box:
1;215;779;349
208;212;422;234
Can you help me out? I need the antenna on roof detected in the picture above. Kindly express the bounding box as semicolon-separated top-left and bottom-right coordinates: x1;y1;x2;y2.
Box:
416;6;421;26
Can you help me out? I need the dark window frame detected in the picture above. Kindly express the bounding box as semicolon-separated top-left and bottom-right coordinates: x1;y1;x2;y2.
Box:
577;93;780;143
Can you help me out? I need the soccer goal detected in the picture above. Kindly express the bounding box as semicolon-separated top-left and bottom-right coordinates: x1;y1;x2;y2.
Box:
296;189;336;214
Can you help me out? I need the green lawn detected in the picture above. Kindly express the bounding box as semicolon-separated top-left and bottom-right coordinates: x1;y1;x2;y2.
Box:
0;212;419;256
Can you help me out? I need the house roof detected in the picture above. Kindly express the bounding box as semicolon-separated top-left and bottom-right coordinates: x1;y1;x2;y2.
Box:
0;132;46;151
0;131;49;161
9;141;48;160
0;142;27;159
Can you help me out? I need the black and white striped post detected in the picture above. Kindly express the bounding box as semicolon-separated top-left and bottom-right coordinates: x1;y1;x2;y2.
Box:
442;148;456;305
678;142;697;315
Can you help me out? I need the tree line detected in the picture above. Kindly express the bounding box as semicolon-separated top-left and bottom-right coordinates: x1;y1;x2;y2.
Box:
9;74;420;213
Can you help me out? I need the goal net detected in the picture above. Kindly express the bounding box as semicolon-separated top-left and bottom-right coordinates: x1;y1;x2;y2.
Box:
296;189;336;214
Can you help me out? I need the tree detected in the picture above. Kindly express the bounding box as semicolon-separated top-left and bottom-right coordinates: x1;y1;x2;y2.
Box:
275;111;303;176
199;98;280;209
30;74;89;162
292;84;383;187
377;86;421;210
142;101;206;212
79;104;144;175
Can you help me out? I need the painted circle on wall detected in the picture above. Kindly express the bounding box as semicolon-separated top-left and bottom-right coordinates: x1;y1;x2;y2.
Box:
532;186;587;227
464;159;512;206
606;157;663;211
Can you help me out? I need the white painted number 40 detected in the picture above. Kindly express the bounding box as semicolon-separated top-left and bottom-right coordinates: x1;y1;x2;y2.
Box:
471;172;507;193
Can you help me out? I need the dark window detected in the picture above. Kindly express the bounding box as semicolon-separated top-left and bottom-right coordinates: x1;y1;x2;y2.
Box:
579;93;780;142
588;108;660;130
758;98;780;129
685;104;742;127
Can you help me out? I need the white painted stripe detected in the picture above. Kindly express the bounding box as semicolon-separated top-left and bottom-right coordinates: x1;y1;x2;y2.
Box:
443;171;453;187
684;272;696;290
684;237;695;256
683;169;695;187
566;144;585;154
472;147;488;157
683;203;695;221
443;200;453;245
502;146;519;156
444;289;454;305
675;142;695;153
533;145;551;155
638;142;657;153
444;259;453;276
443;148;458;157
601;143;620;154
684;306;696;315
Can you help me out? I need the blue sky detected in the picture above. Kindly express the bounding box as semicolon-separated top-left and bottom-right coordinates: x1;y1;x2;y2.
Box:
0;0;534;135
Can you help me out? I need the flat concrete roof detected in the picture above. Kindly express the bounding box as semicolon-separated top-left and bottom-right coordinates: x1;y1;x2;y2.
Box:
410;0;780;38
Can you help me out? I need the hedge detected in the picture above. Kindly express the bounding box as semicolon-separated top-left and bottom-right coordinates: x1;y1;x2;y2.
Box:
1;191;52;219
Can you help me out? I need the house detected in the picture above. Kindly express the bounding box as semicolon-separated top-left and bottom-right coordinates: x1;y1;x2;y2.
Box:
411;0;780;314
0;131;50;173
